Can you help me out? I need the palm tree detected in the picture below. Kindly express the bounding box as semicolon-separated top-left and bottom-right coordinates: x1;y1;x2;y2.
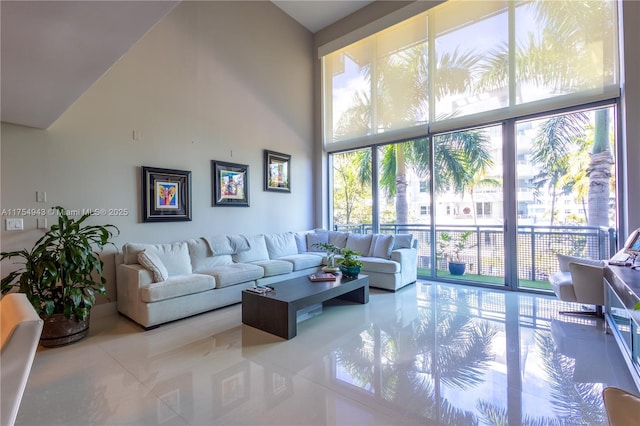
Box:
530;1;615;230
530;113;588;226
336;44;493;225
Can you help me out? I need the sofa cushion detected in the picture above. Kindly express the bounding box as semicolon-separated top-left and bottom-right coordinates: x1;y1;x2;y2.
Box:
202;235;235;255
294;231;309;253
346;234;373;256
124;242;192;276
187;238;233;272
140;274;216;303
199;263;264;288
306;231;328;252
328;231;349;248
393;234;413;249
138;250;168;283
228;234;250;252
277;253;323;271
233;234;270;263
369;234;395;259
360;257;401;274
265;232;298;259
251;259;294;277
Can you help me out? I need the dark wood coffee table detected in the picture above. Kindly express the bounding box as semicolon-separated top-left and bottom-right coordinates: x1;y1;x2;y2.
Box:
241;274;369;339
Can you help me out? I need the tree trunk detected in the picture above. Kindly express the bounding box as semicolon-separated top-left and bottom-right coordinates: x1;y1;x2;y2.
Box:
587;150;613;227
587;109;612;229
396;144;409;225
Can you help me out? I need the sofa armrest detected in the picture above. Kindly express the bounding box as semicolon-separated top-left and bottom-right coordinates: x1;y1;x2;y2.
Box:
391;248;418;284
116;264;154;315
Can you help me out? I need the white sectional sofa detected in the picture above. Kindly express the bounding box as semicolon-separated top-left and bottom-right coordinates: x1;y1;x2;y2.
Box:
116;229;417;329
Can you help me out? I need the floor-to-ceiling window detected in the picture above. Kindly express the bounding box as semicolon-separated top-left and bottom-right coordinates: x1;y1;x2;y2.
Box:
434;125;505;286
332;149;373;233
322;0;620;291
515;105;618;291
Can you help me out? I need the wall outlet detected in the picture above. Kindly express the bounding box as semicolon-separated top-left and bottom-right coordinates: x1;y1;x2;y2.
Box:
6;218;23;231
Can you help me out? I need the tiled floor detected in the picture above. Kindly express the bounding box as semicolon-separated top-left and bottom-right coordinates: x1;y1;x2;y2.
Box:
16;282;637;425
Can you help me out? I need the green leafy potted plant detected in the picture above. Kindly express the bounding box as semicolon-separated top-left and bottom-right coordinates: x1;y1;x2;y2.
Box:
1;206;119;347
338;247;363;278
313;242;341;273
440;231;472;276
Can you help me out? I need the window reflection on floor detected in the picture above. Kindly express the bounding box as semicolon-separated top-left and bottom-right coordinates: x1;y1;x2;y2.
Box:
331;282;626;425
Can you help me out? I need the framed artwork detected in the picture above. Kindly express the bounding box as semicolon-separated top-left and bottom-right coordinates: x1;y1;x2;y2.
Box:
264;150;291;193
212;160;249;207
142;166;192;222
212;361;250;415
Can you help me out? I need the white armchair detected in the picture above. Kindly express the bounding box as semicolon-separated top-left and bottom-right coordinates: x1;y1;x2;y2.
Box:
549;254;607;317
1;294;43;426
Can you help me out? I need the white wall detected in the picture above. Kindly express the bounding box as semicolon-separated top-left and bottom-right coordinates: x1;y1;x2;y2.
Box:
1;2;314;305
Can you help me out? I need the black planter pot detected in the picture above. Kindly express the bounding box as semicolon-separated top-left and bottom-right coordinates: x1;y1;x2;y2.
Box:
448;262;466;276
39;313;90;347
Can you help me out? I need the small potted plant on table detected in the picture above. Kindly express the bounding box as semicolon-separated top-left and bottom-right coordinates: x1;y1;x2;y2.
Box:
338;247;363;278
313;242;341;273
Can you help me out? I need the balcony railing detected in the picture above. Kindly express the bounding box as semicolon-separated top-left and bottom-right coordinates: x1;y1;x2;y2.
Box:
334;223;616;286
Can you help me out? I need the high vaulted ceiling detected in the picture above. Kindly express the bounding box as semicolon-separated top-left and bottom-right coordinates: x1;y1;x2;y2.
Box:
0;1;372;130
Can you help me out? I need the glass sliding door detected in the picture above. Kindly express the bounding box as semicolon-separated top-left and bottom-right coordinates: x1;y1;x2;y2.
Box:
376;139;432;276
434;125;505;286
332;149;373;233
515;106;617;291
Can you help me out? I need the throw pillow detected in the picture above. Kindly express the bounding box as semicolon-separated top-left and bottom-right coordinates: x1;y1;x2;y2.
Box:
138;250;169;283
370;234;395;259
346;234;373;256
393;234;413;249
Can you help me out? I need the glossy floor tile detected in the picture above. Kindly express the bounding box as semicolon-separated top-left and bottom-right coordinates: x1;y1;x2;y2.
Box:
16;282;637;425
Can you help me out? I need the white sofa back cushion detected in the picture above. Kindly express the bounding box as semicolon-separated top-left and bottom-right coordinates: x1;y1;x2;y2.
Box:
124;242;192;276
187;239;233;272
328;231;348;248
306;231;328;252
346;234;373;255
294;232;309;253
202;235;235;255
233;234;270;263
265;232;298;259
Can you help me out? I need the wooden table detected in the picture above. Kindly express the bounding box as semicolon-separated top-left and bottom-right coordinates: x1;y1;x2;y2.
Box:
241;274;369;339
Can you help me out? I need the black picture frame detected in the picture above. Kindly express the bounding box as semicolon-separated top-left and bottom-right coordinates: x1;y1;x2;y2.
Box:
264;150;291;193
141;166;192;222
212;160;250;207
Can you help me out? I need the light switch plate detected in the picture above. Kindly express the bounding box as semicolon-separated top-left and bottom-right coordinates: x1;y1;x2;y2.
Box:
6;218;23;230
